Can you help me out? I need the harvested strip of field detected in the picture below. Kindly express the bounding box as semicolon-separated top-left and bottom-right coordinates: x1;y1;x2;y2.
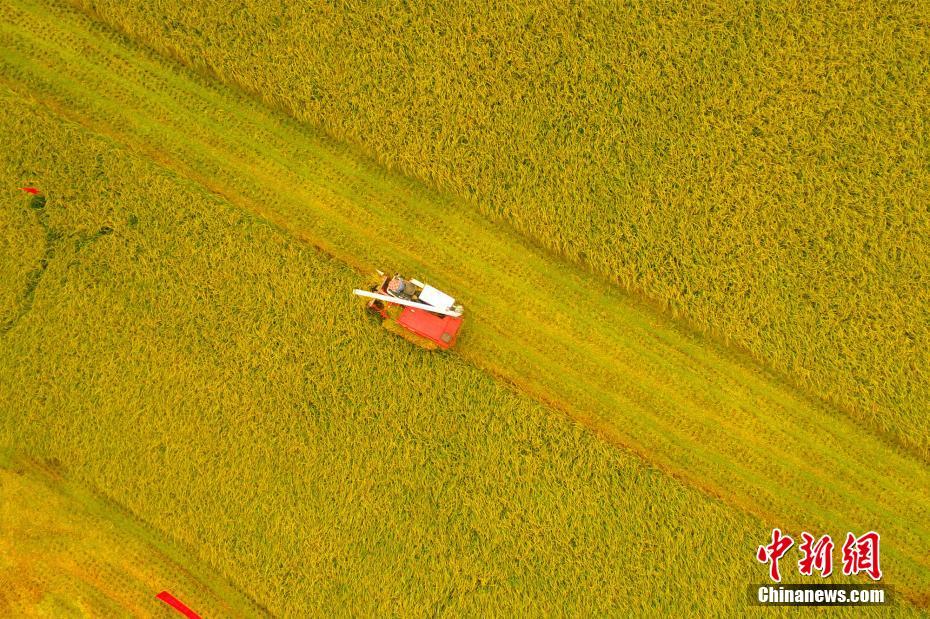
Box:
1;0;928;604
67;0;930;462
0;453;257;616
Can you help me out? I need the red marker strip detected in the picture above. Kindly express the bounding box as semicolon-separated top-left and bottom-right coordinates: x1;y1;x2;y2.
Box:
155;591;202;619
20;187;40;195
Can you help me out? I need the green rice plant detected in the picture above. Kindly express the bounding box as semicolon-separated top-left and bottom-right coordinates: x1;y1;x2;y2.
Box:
65;0;930;462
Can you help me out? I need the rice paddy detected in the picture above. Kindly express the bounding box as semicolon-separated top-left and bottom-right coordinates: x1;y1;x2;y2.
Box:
1;0;927;614
66;0;930;463
0;452;257;616
0;87;780;616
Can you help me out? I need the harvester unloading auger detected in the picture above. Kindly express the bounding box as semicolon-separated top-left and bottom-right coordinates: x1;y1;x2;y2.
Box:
353;271;464;350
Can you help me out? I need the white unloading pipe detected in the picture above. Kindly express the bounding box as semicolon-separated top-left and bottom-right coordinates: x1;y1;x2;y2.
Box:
352;289;463;317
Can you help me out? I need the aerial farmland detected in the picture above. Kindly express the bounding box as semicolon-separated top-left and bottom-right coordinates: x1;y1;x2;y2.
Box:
1;0;927;615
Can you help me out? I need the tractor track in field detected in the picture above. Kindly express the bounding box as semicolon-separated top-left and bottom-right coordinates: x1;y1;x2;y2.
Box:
3;0;930;605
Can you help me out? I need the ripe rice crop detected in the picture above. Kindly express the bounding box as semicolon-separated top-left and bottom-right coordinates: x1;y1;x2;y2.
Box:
0;90;788;617
69;0;930;461
0;453;255;616
2;0;928;612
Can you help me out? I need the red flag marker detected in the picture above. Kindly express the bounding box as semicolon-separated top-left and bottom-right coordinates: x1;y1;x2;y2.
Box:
20;187;40;195
155;591;202;619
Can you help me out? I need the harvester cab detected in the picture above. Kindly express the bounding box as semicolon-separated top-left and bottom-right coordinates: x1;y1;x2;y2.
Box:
353;272;464;350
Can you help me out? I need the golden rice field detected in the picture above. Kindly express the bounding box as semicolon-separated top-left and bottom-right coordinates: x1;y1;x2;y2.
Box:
71;0;930;462
1;0;928;614
1;86;920;616
0;452;256;616
0;88;787;616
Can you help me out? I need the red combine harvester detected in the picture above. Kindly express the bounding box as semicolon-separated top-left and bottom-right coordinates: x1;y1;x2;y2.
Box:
353;272;464;350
